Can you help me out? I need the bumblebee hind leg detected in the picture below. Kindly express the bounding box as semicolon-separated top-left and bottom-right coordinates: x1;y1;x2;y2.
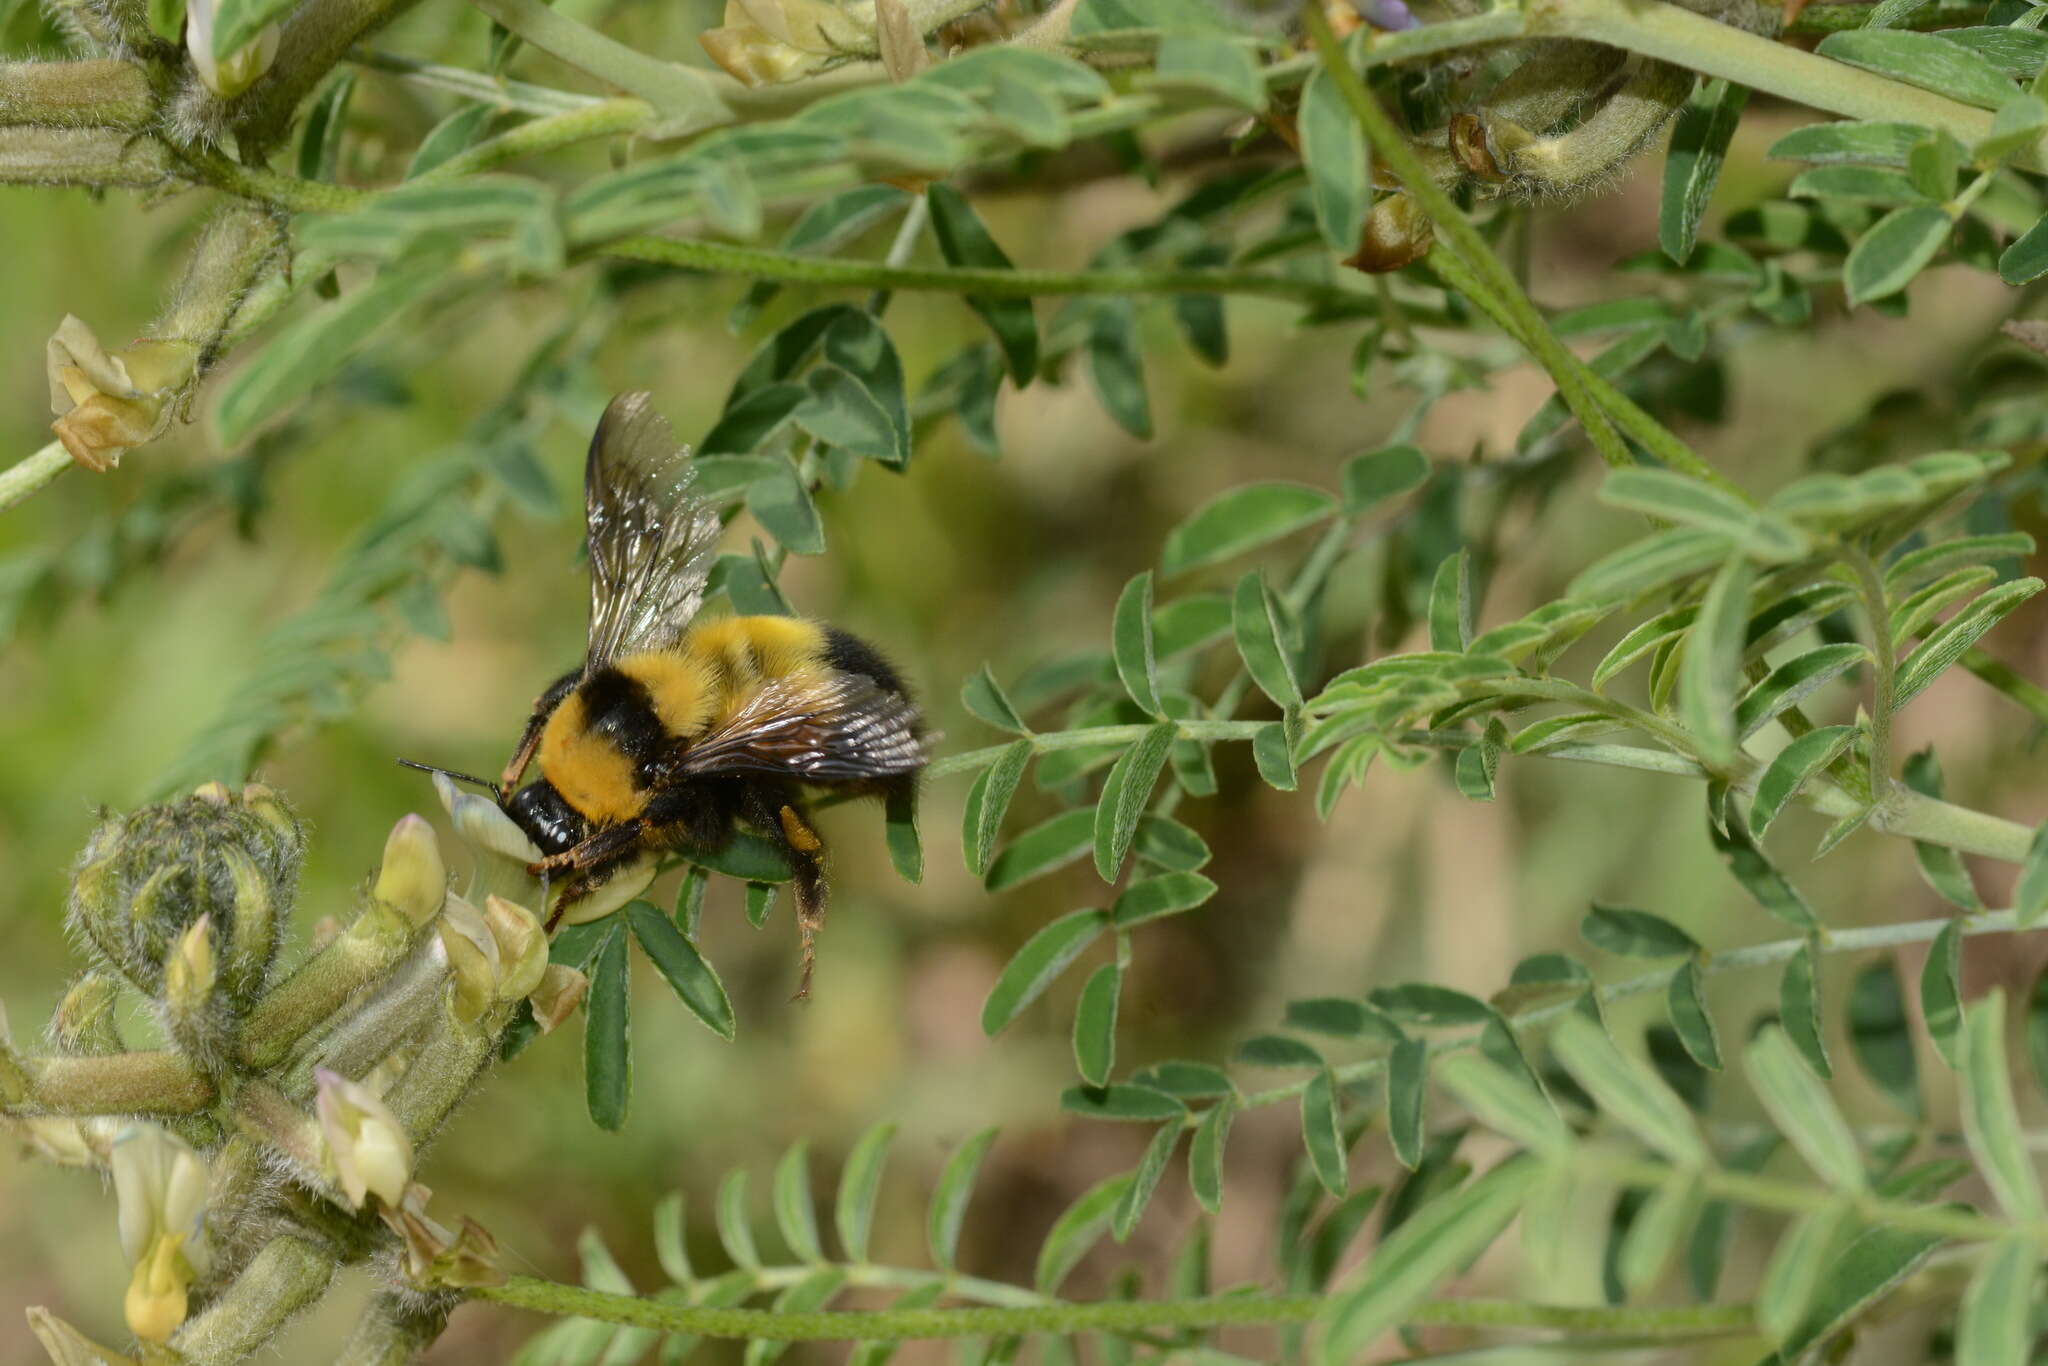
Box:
746;787;828;1000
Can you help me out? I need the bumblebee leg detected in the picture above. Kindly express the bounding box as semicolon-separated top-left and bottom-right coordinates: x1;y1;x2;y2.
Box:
741;788;827;999
532;819;643;932
502;669;582;791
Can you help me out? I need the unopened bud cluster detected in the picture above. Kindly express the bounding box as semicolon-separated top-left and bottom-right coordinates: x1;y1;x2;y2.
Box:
4;780;595;1360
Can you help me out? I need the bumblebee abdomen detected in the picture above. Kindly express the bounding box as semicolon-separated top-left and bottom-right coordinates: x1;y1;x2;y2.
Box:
684;616;830;692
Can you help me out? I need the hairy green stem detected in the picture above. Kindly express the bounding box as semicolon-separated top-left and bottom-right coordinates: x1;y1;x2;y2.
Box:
172;1235;336;1365
240;902;420;1070
0;441;73;513
0;59;154;128
15;1049;213;1115
335;1293;452;1366
473;1277;1753;1341
1421;245;1744;496
225;0;427;152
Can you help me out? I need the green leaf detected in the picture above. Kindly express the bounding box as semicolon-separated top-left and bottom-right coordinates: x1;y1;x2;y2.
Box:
407;103;496;179
1735;644;1869;739
1849;958;1921;1117
1569;527;1734;604
783;184;909;253
1135;813;1211;871
1679;554;1754;768
1817;29;2017;110
884;788;922;885
1957;1238;2036;1366
1232;570;1305;711
926;184;1039;386
1960;989;2044;1219
834;1122;895;1263
1111;1121;1182;1241
1164;483;1339;576
1844;204;1954;306
1093;722;1176;881
793;366;897;464
1886;532;2035;591
1903;748;1983;910
1435;1053;1571;1159
1189;1100;1234;1213
1781;939;1832;1079
299;72;357;183
1152;592;1232;659
1768;120;1927;166
1661;78;1749;264
1035;1174;1131;1294
927;1128;997;1271
1746;1025;1864;1189
1253;721;1298;791
626;901;734;1042
1923;918;1965;1069
1758;1205;1852;1344
1301;1067;1349;1196
1977;94;2048;163
1299;61;1369;255
1581;904;1700;958
1709;813;1821;929
1600;469;1807;561
1388;1040;1427;1171
2015;824;2048;927
1750;725;1857;839
1317;1158;1539;1366
745;881;777;928
1789;164;1928;206
1779;1221;1942;1356
1618;1171;1703;1297
963;740;1033;877
984;808;1094;891
772;1140;823;1263
215;261;446;445
1111;571;1164;717
1427;550;1473;652
584;920;631;1131
1237;1034;1327;1069
962;665;1030;734
1110;872;1217;928
1152;32;1265;110
1999;209;2048;283
1084;301;1152;439
746;456;825;556
1369;983;1493;1028
1893;579;2044;708
1072;963;1122;1087
1667;958;1723;1071
981;908;1109;1036
1550;1013;1709;1164
1342;444;1429;514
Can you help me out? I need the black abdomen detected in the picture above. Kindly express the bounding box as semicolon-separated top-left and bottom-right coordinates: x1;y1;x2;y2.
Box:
823;626;910;699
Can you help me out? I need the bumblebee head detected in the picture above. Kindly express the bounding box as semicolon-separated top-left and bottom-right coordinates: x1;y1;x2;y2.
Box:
505;778;589;857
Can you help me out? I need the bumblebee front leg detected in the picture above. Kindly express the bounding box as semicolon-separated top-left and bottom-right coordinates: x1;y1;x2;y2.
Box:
748;789;828;1000
532;819;644;932
503;669;581;791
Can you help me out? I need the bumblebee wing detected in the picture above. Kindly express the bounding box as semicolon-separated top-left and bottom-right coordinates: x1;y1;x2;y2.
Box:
667;674;926;783
584;391;722;669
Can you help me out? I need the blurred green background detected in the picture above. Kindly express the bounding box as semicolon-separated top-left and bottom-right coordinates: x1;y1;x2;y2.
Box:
5;15;2048;1357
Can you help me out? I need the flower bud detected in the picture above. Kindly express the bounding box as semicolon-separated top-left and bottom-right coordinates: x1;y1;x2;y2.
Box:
53;971;123;1055
184;0;279;98
26;1306;139;1366
529;965;589;1034
316;1069;413;1209
109;1124;210;1342
1345;193;1435;274
372;814;448;927
161;914;235;1068
438;895;499;1023
66;788;302;1010
483;896;547;1001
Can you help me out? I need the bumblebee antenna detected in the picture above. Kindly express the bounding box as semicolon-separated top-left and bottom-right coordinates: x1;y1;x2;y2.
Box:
396;758;504;803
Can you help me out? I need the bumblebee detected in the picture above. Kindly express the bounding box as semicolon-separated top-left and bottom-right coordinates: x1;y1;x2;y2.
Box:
410;391;925;997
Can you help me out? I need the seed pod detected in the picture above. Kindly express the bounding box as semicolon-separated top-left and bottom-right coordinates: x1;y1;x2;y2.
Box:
67;787;304;1010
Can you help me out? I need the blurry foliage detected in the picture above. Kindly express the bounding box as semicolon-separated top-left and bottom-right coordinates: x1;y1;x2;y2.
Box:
9;0;2048;1362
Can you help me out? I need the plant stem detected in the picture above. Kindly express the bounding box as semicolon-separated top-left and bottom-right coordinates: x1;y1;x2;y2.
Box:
1301;4;1631;474
472;1278;1753;1341
0;440;72;513
1421;245;1744;497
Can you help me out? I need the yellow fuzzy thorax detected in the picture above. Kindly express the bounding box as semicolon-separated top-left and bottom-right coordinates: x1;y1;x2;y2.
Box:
537;616;832;827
